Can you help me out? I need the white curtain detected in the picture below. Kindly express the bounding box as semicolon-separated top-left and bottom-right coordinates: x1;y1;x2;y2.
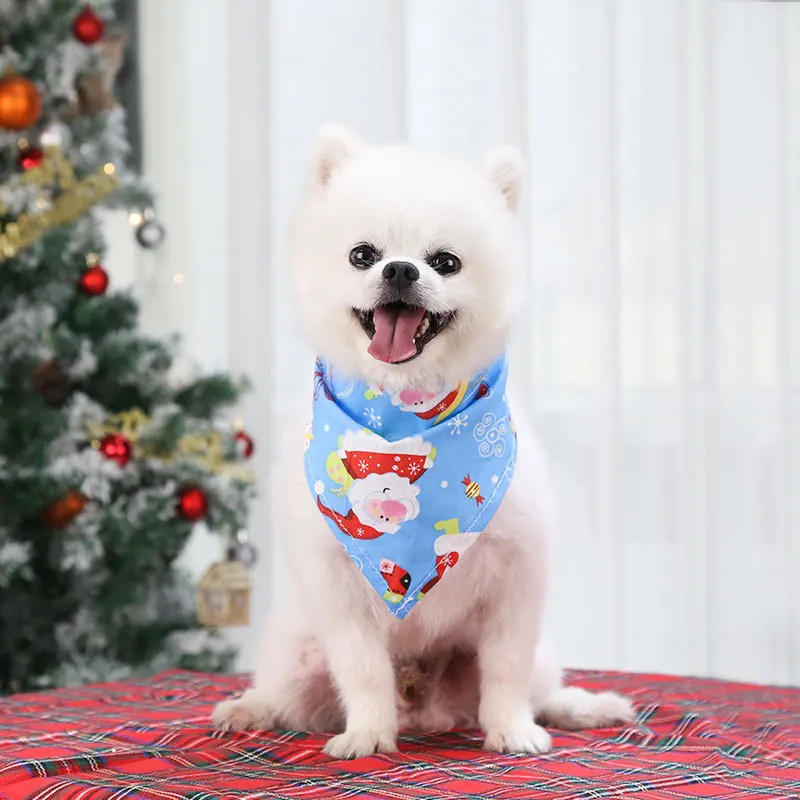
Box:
129;0;800;683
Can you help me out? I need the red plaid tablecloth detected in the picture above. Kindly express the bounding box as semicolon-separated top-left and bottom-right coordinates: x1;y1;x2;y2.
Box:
0;670;798;800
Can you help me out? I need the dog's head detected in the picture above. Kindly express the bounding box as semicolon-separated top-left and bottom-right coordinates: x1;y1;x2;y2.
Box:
288;124;525;391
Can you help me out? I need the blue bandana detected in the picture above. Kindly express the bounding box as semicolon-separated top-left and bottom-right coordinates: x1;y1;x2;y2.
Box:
304;355;517;619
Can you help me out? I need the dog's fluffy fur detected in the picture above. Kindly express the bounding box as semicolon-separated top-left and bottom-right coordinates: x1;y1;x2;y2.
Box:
212;125;635;758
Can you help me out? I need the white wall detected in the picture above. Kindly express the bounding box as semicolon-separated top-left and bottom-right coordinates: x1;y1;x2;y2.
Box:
124;0;800;684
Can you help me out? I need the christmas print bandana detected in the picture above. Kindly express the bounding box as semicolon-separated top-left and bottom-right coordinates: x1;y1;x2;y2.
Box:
305;355;517;619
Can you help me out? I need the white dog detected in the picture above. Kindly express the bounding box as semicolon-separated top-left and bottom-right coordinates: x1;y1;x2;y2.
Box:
212;124;634;758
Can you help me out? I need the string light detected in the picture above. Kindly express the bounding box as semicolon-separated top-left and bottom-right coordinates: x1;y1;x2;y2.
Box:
103;163;116;175
129;211;143;226
172;273;185;284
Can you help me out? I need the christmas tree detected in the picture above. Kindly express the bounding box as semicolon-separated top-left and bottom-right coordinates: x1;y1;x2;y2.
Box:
0;2;255;694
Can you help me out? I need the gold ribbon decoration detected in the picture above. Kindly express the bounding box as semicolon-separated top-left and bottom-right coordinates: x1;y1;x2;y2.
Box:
88;408;255;481
0;147;120;262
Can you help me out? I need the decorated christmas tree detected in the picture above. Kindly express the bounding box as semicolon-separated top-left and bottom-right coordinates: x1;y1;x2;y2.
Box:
0;2;256;694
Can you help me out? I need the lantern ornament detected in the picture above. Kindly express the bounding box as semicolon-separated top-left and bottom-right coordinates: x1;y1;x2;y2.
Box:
196;560;251;627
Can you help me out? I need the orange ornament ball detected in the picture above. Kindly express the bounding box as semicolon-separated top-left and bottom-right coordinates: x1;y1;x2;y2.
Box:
42;489;87;529
0;75;42;131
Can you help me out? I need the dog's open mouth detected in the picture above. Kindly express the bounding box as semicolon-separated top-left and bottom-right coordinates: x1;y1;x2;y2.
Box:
353;302;456;364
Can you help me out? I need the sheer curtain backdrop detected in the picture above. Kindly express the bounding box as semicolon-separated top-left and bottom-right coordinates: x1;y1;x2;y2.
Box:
111;0;800;682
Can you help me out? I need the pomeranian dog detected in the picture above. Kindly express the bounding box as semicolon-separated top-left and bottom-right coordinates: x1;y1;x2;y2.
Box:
212;124;635;758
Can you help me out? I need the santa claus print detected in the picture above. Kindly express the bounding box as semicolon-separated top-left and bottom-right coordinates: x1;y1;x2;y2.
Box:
348;472;421;534
419;518;481;597
388;382;468;423
315;429;434;540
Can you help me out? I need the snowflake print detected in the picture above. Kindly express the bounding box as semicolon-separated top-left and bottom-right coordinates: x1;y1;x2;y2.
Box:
364;408;381;427
364;407;383;429
440;552;458;571
358;459;370;471
408;462;420;476
447;413;469;435
473;412;508;458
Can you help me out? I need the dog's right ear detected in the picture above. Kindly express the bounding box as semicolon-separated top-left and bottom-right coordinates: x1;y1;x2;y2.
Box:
311;123;366;188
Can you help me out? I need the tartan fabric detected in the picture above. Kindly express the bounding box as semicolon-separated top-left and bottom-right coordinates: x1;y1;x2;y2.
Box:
0;670;798;800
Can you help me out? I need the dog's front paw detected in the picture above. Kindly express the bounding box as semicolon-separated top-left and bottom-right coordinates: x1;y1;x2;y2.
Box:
212;690;276;732
323;727;398;759
484;719;552;755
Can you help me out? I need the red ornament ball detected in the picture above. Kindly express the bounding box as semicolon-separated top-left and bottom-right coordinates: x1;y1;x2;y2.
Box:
234;430;255;459
177;486;209;522
99;433;133;466
79;264;110;296
19;146;44;170
73;6;105;45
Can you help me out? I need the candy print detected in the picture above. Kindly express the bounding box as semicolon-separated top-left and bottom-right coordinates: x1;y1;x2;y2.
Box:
462;474;484;506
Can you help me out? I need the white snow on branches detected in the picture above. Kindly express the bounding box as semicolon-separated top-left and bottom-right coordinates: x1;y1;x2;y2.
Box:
0;0;50;22
44;39;92;104
119;479;179;526
61;522;104;572
0;541;32;588
47;392;106;460
68;340;98;380
48;448;120;504
0;303;56;366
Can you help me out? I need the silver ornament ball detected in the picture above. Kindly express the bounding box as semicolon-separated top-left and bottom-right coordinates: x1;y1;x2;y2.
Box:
236;541;259;569
135;217;166;249
232;529;259;569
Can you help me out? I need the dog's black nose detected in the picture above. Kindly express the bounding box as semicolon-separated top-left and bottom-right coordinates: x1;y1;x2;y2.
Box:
382;261;419;290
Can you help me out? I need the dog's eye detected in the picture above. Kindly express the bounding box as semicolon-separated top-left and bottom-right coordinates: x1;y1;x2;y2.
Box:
349;244;381;270
428;251;462;277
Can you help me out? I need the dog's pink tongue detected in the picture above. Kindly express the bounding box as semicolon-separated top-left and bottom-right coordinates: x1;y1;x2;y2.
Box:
369;306;426;363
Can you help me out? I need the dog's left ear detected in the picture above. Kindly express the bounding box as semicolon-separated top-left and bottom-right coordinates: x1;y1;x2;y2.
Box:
485;146;525;212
